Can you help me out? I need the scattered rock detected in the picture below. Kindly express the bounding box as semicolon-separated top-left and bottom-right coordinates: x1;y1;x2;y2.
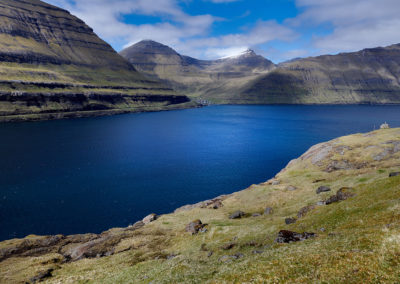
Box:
325;187;355;205
276;230;316;243
316;201;326;206
207;251;213;257
264;207;273;215
316;186;331;194
185;220;207;235
286;185;297;191
326;160;353;172
211;200;223;209
285;217;297;225
219;253;244;262
229;210;246;219
389;172;400;177
222;243;236;250
252;213;261;217
297;205;316;218
252;250;263;254
271;180;281;185
313;179;327;183
29;268;54;283
320;228;326;232
142;213;158;225
167;254;178;260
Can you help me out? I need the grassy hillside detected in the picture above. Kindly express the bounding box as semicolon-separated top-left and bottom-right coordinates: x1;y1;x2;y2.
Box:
0;0;192;121
120;40;275;104
243;44;400;104
1;128;400;283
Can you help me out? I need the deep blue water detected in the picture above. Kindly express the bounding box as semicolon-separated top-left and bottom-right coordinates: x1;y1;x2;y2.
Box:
1;105;400;240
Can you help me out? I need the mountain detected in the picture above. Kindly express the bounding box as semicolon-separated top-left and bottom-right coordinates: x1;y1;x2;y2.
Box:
120;40;275;103
2;128;400;282
242;44;400;104
121;40;400;104
0;0;191;122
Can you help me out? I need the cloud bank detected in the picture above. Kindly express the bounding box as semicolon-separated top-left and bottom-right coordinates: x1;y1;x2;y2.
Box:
46;0;400;62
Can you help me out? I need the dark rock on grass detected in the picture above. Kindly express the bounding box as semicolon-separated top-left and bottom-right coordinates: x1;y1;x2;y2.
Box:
297;205;316;218
185;220;207;235
285;217;297;225
313;179;326;183
220;253;244;263
211;200;223;209
326;187;355;205
30;268;54;283
286;185;297;191
207;251;213;257
264;207;273;215
222;243;236;250
229;210;246;219
316;186;331;194
276;230;316;243
389;172;400;177
142;213;157;225
252;213;261;217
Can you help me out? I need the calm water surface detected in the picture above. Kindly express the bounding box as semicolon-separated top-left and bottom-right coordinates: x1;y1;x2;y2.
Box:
1;105;400;240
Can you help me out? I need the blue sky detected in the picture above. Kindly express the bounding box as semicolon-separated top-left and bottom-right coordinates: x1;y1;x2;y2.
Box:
48;0;400;63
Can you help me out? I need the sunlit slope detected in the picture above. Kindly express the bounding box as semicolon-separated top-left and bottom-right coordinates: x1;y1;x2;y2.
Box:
120;40;275;103
0;0;190;121
243;44;400;104
1;128;400;283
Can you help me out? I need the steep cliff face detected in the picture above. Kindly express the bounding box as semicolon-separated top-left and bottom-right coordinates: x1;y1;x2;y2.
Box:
120;40;275;103
0;0;190;121
243;44;400;104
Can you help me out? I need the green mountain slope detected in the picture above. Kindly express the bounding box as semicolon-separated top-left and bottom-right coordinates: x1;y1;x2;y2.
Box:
0;0;191;121
1;128;400;283
120;40;275;103
243;44;400;104
122;40;400;105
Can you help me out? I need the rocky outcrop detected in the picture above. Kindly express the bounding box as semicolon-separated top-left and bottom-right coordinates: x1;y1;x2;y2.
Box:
276;230;316;243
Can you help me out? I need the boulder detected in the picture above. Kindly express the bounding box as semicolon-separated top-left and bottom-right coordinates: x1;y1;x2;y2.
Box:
229;210;246;219
142;213;157;225
285;217;297;225
286;185;297;191
221;243;236;250
316;186;331;194
326;187;355;205
271;180;281;185
276;230;316;243
389;172;400;177
30;268;54;283
297;205;316;218
185;220;207;235
264;207;273;215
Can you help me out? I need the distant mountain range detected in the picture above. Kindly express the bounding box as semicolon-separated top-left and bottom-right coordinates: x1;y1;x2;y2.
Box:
0;0;190;121
121;40;400;104
120;40;275;103
1;0;400;122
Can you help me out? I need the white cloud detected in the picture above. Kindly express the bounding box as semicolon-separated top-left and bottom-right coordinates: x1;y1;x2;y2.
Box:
293;0;400;54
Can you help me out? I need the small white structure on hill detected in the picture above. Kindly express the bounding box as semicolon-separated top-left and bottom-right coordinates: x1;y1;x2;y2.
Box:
380;122;390;129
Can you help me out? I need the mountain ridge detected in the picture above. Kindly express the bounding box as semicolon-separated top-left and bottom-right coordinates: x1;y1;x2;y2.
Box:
0;0;192;122
121;40;400;104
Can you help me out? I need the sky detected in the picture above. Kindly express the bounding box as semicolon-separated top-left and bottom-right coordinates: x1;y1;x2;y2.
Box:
46;0;400;63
